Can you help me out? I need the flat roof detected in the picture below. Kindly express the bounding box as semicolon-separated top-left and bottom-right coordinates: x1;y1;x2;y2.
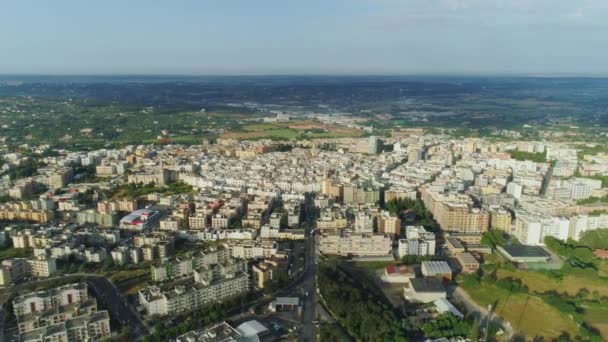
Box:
236;320;268;337
386;264;413;275
499;245;550;258
410;277;445;293
273;297;300;306
434;298;463;318
421;260;452;275
456;252;478;264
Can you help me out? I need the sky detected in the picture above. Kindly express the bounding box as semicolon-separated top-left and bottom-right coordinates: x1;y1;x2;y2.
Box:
1;0;607;75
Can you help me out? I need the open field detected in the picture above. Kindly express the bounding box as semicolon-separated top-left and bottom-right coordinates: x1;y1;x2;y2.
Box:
472;243;608;339
220;120;364;140
583;303;608;339
460;280;579;339
496;268;608;297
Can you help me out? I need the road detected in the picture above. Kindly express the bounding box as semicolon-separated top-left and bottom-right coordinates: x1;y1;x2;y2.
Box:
84;275;149;339
298;229;318;341
296;194;319;342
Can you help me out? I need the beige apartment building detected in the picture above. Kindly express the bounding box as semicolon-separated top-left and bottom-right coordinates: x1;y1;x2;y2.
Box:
0;206;54;223
434;203;489;233
321;180;344;201
378;212;401;236
488;206;512;232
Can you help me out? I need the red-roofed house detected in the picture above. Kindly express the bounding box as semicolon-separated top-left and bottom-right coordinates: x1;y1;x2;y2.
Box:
382;264;415;283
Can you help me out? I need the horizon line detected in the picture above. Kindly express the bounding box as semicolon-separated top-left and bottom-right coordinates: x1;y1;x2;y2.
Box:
2;72;608;79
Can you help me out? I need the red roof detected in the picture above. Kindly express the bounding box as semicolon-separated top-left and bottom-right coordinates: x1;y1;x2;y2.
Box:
386;264;411;275
594;249;608;260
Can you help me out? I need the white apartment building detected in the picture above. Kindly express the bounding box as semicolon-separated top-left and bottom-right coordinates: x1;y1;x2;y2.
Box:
260;225;279;239
397;226;436;258
318;230;392;256
189;213;211;230
353;212;374;233
569;214;608;241
226;240;278;260
160;217;181;231
139;262;249;316
19;311;111;342
515;212;569;245
211;214;230;229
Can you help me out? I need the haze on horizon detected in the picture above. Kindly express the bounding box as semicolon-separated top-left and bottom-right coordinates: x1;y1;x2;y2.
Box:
1;0;608;76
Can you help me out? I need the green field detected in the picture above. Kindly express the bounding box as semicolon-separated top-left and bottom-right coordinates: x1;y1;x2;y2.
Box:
460;276;579;339
0;97;262;148
461;236;608;339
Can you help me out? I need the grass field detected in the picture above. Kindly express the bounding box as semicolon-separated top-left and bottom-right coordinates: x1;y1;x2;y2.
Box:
496;268;608;297
460;279;579;339
583;303;608;339
477;253;608;339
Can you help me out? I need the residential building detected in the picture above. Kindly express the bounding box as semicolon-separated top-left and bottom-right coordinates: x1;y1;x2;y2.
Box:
318;230;392;256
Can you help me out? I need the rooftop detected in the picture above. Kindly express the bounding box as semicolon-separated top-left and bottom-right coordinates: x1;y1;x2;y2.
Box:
236;320;268;337
421;260;452;275
385;264;413;275
499;244;550;258
409;277;445;293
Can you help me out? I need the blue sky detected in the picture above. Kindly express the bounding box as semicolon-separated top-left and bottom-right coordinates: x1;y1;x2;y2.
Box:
1;0;607;75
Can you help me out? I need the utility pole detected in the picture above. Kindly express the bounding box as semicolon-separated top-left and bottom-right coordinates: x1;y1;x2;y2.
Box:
485;304;493;341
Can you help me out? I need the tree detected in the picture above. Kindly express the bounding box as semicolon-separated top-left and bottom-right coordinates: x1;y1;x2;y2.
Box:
481;230;506;248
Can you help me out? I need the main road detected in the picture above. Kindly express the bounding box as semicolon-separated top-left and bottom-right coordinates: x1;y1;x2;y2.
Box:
296;194;319;342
